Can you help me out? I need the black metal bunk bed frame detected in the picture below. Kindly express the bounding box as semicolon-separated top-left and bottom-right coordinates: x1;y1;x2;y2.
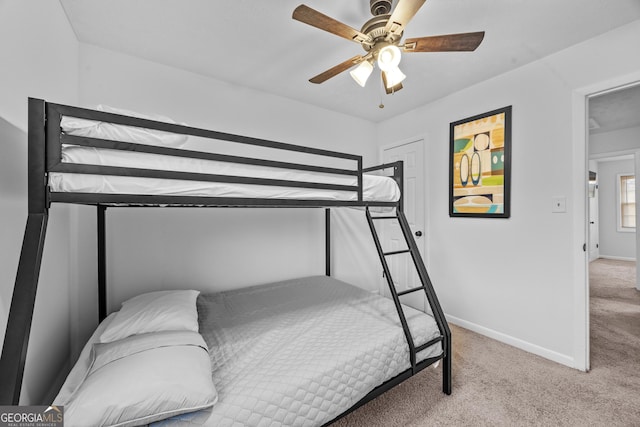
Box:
0;98;452;420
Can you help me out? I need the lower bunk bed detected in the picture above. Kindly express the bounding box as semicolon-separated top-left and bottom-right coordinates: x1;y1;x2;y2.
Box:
54;276;444;427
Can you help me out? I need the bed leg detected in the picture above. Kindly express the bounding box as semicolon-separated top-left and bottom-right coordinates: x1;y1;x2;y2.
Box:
325;208;331;276
442;333;452;395
98;205;107;321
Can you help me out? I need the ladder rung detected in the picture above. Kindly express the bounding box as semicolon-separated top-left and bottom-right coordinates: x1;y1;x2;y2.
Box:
397;285;425;296
384;249;410;256
371;216;397;220
416;336;444;353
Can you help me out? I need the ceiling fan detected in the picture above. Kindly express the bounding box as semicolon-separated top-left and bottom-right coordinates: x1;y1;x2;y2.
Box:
292;0;485;94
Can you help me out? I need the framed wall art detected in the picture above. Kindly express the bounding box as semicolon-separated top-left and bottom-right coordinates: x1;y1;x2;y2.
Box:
449;106;512;218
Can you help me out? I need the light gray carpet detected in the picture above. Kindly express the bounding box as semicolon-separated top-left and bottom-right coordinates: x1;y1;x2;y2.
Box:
332;259;640;426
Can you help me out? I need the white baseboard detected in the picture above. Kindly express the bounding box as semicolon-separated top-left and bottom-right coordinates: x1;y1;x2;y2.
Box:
446;314;575;369
597;255;636;262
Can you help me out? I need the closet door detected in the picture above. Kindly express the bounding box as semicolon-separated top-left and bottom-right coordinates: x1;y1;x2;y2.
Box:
382;139;426;312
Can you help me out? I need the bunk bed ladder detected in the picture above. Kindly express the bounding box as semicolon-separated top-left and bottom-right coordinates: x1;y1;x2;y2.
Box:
365;207;452;394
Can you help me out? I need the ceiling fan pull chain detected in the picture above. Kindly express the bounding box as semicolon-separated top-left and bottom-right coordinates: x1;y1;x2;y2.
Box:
379;72;385;108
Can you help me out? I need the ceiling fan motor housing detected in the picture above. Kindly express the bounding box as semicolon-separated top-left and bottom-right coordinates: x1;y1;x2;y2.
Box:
361;14;401;52
370;0;392;16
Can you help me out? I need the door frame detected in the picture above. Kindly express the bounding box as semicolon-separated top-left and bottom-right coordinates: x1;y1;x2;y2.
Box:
379;136;427;296
573;71;640;372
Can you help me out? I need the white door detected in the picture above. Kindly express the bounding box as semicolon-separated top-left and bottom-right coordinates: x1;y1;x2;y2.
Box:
381;139;426;311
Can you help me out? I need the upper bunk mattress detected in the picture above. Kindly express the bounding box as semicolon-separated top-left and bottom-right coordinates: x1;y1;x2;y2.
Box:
49;146;401;202
154;276;442;427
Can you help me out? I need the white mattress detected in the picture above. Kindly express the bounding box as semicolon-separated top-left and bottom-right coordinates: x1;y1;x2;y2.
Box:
155;276;443;427
49;146;400;202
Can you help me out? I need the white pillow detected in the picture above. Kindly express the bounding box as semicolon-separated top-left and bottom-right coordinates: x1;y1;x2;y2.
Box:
54;314;117;405
60;104;188;148
99;290;200;343
59;331;217;427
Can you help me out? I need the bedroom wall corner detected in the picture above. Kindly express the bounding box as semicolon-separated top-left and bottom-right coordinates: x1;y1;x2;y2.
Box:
0;116;28;367
0;0;79;404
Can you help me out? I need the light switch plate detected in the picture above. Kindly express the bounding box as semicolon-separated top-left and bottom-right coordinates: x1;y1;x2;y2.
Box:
552;197;566;213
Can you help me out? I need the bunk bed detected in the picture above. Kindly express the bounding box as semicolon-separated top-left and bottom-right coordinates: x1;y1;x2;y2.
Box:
0;98;452;426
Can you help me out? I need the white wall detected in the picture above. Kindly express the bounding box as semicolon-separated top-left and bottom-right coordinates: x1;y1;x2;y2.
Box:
74;44;381;324
0;0;78;404
597;158;636;260
375;20;640;367
0;117;27;356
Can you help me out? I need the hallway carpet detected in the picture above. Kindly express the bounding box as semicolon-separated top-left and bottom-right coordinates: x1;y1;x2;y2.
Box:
332;258;640;426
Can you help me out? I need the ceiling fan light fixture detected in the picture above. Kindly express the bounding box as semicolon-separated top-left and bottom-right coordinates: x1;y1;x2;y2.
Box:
377;44;401;72
382;66;406;89
350;60;374;87
382;69;404;95
382;72;403;94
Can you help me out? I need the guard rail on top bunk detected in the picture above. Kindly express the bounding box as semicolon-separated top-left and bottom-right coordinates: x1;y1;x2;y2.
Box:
0;98;436;406
41;100;403;208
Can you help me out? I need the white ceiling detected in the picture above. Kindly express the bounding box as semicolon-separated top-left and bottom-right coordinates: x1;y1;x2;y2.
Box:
60;0;640;124
589;83;640;135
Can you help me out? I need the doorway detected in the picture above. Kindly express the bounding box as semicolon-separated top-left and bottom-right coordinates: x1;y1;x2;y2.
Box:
585;81;640;370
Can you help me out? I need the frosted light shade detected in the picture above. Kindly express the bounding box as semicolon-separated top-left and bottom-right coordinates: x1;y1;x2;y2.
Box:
382;66;406;88
350;61;374;87
377;45;401;72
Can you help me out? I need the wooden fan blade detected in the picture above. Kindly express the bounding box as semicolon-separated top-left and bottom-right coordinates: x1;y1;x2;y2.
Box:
309;55;367;84
293;5;372;45
385;0;427;37
403;31;485;52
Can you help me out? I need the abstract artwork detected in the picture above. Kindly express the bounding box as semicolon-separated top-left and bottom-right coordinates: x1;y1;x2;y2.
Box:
449;106;511;218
